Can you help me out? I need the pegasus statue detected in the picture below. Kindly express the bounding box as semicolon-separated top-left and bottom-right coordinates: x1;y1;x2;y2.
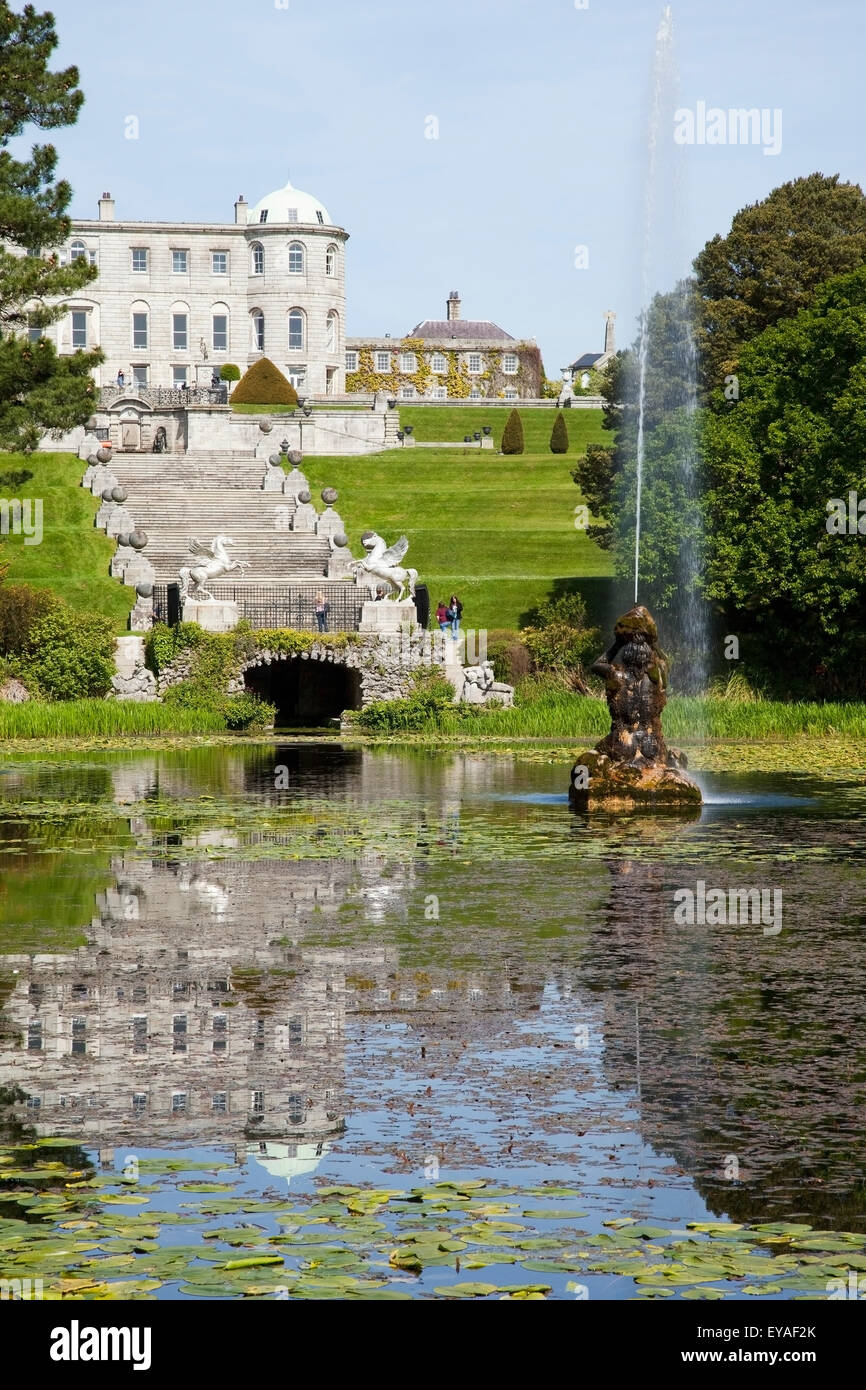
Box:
352;531;418;601
179;535;250;602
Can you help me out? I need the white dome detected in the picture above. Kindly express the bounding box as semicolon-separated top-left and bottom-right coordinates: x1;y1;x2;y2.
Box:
248;178;332;227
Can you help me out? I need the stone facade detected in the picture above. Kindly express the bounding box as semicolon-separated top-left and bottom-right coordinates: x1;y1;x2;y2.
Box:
346;291;542;400
42;180;347;397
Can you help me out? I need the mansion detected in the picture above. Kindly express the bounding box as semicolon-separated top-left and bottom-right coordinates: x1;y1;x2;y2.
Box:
35;181;542;402
46;179;348;397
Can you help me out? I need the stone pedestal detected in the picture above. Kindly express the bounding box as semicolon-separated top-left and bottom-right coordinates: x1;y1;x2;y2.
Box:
109;635;157;701
283;466;310;498
401;435;416;448
316;505;344;539
181;600;239;632
122;554;155;588
292;501;318;532
359;599;418;633
106;506;134;538
262;463;284;492
480;436;494;450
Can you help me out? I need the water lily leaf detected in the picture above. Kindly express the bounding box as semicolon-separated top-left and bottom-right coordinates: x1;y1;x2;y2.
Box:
742;1284;783;1295
681;1287;726;1300
433;1282;499;1298
177;1183;234;1193
223;1255;284;1270
521;1210;588;1221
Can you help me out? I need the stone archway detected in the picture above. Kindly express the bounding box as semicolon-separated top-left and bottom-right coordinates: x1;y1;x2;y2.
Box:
244;654;363;727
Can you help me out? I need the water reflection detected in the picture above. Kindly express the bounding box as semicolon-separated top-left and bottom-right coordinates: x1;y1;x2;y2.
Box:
0;745;864;1229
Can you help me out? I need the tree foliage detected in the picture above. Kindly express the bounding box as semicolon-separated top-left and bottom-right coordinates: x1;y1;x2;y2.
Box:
702;266;866;693
0;1;102;450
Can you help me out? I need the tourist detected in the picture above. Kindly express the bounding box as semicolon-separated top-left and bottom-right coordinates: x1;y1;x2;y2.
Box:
314;591;329;633
448;593;463;640
116;369;125;387
436;600;449;632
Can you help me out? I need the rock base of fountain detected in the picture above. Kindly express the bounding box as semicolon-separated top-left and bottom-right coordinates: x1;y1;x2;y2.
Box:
568;604;702;811
569;747;701;810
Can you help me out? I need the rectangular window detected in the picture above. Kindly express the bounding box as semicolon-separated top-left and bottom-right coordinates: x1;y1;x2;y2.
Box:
287;316;303;350
132;313;148;350
172;1015;187;1054
316;211;324;224
399;352;416;373
132;1093;147;1114
212;314;228;352
71;983;88;1000
253;1018;265;1053
212;251;228;274
71;310;88;349
71;1017;86;1056
400;385;416;399
172;366;188;387
432;385;447;400
172;249;188;273
251;1089;265;1115
288;1093;305;1126
132;985;147;1003
431;352;447;373
131;248;148;273
212;1092;227;1112
132;1015;148;1055
27;1020;42;1052
172;313;188;350
505;388;519;400
286;208;298;223
259;210;268;223
375;351;390;372
28;319;41;343
132;365;148;388
469;386;482;399
212;1015;227;1053
467;353;482;373
288;1018;303;1049
208;978;229;994
171;1092;187;1113
345;350;358;372
26;1096;41;1111
502;353;519;374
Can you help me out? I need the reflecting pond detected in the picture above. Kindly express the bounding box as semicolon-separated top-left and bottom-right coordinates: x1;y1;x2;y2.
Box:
1;744;865;1300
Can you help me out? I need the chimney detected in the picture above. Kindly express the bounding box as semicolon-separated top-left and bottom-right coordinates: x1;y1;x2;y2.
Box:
446;290;461;322
603;310;616;356
234;194;248;225
98;191;115;222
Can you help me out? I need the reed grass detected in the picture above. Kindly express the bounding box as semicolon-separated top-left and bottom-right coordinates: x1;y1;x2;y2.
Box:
0;700;226;740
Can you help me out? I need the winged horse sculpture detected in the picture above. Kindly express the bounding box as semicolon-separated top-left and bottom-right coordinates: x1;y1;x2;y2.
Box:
179;535;250;602
352;531;418;601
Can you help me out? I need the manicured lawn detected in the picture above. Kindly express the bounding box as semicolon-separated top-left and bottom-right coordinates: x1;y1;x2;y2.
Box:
301;406;613;630
0;452;133;630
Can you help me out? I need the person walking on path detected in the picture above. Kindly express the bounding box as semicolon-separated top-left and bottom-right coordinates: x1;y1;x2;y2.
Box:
314;591;330;633
436;600;449;633
448;594;463;640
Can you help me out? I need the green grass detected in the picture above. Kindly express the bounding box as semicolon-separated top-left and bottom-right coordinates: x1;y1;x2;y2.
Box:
0;699;227;740
370;686;866;741
0;452;133;631
303;406;612;630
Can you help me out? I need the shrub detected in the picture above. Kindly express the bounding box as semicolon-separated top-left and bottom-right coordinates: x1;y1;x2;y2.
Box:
550;410;569;454
486;630;531;684
20;604;116;700
500;409;524;455
519;591;599;691
0;582;58;655
220;364;241;383
223;691;275;732
230;357;299;407
357;668;456;732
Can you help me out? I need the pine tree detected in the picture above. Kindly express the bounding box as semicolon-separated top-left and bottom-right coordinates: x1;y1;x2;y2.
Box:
230;357;299;407
501;408;524;455
0;2;102;451
550;410;568;454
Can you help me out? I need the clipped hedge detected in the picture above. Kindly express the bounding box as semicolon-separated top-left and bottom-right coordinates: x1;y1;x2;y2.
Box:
501;409;524;455
550;410;569;454
230;357;299;407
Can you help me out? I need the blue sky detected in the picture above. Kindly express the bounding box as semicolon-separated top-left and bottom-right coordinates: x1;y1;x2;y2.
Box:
32;0;866;374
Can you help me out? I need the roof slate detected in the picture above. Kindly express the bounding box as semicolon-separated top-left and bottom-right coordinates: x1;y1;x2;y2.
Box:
410;319;516;342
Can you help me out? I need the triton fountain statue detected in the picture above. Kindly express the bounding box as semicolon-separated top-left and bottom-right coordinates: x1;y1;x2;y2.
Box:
569;605;701;809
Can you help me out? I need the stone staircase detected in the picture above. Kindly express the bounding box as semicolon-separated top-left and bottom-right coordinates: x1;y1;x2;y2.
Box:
90;450;359;622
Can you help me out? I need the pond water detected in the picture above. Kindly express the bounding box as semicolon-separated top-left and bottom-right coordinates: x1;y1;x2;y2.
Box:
1;744;865;1301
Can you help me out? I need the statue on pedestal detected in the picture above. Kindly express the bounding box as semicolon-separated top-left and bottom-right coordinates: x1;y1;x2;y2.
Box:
352;531;418;602
179;535;249;602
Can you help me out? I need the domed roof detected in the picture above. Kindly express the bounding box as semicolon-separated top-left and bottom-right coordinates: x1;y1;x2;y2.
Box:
248;178;332;227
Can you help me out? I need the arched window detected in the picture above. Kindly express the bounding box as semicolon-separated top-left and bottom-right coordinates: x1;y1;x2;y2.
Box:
325;244;337;276
212;303;229;353
251;242;264;275
131;302;149;351
70;240;87;262
326;310;338;353
288;242;305;275
288;309;305;351
250;309;265;352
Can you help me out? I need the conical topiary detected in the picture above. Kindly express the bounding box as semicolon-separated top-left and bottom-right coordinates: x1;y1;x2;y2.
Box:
501;408;524;455
550;410;569;454
230;357;299;407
